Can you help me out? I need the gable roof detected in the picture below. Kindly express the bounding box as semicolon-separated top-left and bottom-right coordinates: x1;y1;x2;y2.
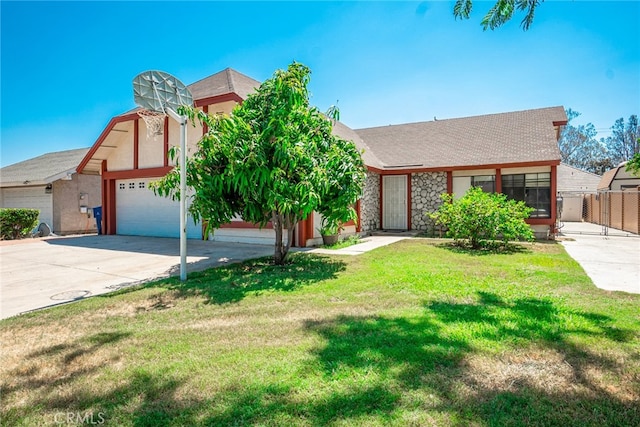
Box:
597;167;618;190
557;163;601;193
355;106;567;171
332;120;384;169
79;68;261;174
189;68;260;104
0;148;89;187
116;68;261;118
597;161;640;190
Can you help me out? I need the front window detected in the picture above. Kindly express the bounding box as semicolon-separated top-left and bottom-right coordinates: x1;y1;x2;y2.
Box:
502;173;551;218
471;175;495;193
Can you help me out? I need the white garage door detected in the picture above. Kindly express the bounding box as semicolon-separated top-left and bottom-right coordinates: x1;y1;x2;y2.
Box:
116;178;201;239
1;186;54;229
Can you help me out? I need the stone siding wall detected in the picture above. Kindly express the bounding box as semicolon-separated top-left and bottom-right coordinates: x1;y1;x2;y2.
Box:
411;172;447;231
359;171;380;232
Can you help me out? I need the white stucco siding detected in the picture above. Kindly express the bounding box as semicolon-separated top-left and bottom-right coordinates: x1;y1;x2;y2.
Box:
452;169;496;177
212;228;285;246
186;116;204;153
166;110;206;167
206;100;237;116
138;118;165;169
501;166;551;175
105;127;134;171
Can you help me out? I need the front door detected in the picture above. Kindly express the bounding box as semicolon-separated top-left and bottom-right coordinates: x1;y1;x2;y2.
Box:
382;175;407;229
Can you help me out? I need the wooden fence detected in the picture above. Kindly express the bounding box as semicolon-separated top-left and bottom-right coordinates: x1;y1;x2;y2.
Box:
584;190;640;235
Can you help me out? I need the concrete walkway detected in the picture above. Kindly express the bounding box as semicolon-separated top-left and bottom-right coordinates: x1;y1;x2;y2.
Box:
0;235;273;319
558;222;640;294
305;235;410;255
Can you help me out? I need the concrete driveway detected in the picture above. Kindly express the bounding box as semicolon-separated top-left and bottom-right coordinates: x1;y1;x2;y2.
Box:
559;222;640;294
0;235;273;319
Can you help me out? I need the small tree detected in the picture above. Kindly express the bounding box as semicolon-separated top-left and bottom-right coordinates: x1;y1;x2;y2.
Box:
153;62;366;265
626;150;640;177
429;187;534;249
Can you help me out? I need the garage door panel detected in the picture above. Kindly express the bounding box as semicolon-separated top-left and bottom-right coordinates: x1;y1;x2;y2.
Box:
116;179;201;239
1;187;53;229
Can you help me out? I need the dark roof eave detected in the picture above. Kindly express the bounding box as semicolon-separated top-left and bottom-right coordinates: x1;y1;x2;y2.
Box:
366;159;561;174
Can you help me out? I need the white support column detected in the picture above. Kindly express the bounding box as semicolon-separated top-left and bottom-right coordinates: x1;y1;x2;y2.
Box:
167;108;188;281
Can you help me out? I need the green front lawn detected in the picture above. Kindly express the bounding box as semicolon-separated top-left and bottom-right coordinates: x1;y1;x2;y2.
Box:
1;239;638;426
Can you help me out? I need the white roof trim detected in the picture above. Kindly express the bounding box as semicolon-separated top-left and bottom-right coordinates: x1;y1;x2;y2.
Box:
0;168;76;188
45;168;77;183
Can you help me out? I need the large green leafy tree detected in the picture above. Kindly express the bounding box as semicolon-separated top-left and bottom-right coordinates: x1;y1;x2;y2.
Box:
559;109;611;174
153;62;366;265
453;0;543;30
602;115;639;166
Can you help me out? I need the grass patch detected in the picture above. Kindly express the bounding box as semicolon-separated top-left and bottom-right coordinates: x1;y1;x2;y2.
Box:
2;240;639;426
322;235;363;250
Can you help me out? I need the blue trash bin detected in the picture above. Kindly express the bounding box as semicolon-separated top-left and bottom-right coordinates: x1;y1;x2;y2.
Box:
92;206;103;235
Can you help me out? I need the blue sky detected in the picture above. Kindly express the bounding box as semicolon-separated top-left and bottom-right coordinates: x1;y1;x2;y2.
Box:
1;1;638;167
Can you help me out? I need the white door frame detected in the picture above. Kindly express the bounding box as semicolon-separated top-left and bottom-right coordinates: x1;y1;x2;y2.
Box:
382;175;408;230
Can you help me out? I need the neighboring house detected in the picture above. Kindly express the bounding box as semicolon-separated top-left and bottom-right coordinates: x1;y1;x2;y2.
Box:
0;148;100;235
598;162;640;191
588;162;640;234
557;163;601;193
78;67;568;244
557;163;601;221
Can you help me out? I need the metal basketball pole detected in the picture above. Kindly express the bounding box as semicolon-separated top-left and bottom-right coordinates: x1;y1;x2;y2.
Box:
133;70;192;282
167;108;188;281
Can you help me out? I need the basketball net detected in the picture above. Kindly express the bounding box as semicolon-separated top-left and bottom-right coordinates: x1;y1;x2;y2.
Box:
137;109;166;141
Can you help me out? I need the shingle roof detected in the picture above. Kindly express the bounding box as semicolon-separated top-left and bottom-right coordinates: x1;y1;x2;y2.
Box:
189;68;260;102
597;162;628;190
0;148;89;187
117;68;261;117
355;106;567;170
332;120;384;169
557;163;601;193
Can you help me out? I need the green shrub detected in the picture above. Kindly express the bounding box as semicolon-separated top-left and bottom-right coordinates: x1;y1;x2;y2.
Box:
0;208;40;240
428;187;534;249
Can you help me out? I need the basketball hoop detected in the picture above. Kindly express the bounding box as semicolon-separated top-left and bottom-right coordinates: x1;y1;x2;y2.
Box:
137;109;166;140
132;70;193;282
